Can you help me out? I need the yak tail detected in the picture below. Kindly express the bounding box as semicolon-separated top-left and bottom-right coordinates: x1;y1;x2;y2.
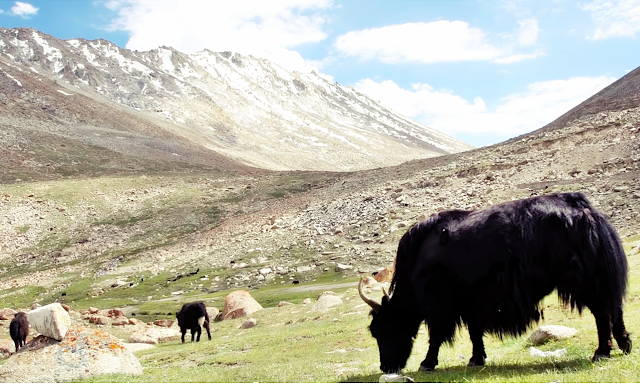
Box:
563;198;629;319
591;208;628;319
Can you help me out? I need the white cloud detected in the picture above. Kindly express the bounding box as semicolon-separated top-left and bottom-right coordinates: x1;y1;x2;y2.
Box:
9;1;38;18
334;19;542;64
355;76;616;138
104;0;332;73
517;18;539;46
582;0;640;40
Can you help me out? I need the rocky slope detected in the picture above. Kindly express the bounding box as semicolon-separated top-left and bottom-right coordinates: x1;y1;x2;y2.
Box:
1;101;638;298
0;28;639;307
0;27;472;174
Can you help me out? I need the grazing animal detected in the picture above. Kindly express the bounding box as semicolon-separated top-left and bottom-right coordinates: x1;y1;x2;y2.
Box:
9;312;29;353
176;301;211;343
360;193;631;373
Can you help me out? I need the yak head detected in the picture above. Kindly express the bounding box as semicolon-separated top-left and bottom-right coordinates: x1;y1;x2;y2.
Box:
359;278;416;374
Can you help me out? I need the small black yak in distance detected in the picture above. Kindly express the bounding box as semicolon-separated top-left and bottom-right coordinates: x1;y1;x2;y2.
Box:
360;192;631;373
9;312;29;352
176;301;211;343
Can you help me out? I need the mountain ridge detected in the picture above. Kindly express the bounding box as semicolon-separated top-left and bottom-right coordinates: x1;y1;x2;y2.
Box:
0;27;473;174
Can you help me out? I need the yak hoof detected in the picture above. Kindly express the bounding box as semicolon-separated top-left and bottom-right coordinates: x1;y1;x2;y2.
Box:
592;352;611;362
418;365;435;372
618;336;632;354
468;357;485;367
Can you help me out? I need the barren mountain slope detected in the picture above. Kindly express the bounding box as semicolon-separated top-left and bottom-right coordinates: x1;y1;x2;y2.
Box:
537;66;640;134
1;102;638;300
0;52;257;184
0;27;473;173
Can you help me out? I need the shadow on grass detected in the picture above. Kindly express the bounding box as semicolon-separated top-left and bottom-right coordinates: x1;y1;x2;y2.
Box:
343;357;592;383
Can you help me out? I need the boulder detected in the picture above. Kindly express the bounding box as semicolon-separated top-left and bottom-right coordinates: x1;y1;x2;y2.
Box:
153;319;175;328
0;339;13;358
0;308;17;321
128;318;142;325
335;263;353;272
27;303;71;341
206;306;220;322
108;309;125;318
112;316;130;326
0;327;142;382
360;276;378;288
129;326;180;344
529;325;579;345
89;315;109;325
222;290;263;320
312;294;343;312
373;267;394;283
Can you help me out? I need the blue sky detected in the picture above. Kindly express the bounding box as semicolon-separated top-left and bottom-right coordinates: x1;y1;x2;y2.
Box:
1;0;639;147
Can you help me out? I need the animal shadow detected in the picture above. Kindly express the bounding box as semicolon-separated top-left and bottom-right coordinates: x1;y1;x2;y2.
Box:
342;357;592;383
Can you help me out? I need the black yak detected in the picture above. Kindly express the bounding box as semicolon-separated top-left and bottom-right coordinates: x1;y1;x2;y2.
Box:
360;192;631;373
176;301;211;343
9;312;29;353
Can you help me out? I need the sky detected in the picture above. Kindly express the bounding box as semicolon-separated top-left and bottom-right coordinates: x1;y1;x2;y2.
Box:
1;0;640;148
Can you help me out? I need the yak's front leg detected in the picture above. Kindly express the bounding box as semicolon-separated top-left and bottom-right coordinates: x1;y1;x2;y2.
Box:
612;307;632;355
467;321;487;367
592;312;613;360
419;328;445;371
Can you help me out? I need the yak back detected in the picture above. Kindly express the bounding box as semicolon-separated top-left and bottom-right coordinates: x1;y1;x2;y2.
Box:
390;192;627;338
177;302;209;325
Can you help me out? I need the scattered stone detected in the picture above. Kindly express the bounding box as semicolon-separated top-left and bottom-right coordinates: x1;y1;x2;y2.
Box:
222;290;263;320
88;307;99;314
240;318;257;329
0;327;142;382
278;301;294;307
529;325;578;345
27;303;71;341
335;263;353;272
128;318;142;325
302;298;312;305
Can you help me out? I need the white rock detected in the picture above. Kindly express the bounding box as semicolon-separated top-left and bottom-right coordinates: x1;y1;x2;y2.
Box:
529;325;578;345
311;295;343;311
27;303;71;341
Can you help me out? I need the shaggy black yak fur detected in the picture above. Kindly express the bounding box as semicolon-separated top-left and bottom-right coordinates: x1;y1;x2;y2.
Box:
176;301;211;343
9;312;29;353
360;192;631;373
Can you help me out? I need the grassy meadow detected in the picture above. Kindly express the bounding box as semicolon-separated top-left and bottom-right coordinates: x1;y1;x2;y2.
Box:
67;235;640;383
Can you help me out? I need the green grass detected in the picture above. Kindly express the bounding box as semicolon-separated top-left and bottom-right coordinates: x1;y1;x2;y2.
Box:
68;244;640;383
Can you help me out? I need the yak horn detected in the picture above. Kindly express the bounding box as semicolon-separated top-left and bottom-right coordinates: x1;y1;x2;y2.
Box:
381;285;390;301
358;277;382;313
